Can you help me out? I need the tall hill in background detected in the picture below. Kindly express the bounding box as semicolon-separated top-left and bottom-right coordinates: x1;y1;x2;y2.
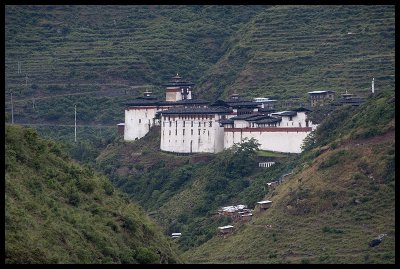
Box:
196;5;395;101
5;124;182;264
5;5;394;125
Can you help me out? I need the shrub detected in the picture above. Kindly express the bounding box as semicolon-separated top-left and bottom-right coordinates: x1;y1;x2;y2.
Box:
77;178;96;193
135;247;158;264
68;190;80;206
103;181;114;195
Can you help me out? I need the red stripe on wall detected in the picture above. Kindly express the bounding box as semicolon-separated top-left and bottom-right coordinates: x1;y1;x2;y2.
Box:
126;106;159;110
224;127;312;132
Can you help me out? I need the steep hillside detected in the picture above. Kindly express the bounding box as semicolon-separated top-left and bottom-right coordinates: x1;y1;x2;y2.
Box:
197;5;395;101
184;91;395;263
5;124;182;264
5;5;265;126
96;125;296;251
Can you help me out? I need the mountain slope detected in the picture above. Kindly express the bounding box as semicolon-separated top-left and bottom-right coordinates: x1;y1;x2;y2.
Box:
5;124;182;264
184;91;395;263
197;5;395;101
96;125;297;251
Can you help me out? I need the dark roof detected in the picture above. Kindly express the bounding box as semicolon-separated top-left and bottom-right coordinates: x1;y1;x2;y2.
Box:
174;99;209;105
125;97;160;106
258;108;277;113
332;98;365;107
225;101;259;108
210;100;230;107
162;74;194;87
292;107;312;112
219;119;234;124
230;114;263;120
211;99;260;108
255;117;282;124
159;106;230;115
246;115;271;122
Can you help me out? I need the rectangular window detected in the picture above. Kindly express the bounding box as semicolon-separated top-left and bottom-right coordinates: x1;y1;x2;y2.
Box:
175;129;177;135
204;122;206;127
169;121;172;127
191;129;193;135
191;121;193;127
139;119;141;123
198;129;200;135
209;121;212;127
183;121;185;127
198;122;201;127
169;130;171;135
183;129;185;136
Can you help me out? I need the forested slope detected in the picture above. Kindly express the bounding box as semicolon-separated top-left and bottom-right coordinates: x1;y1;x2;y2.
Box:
5;124;182;264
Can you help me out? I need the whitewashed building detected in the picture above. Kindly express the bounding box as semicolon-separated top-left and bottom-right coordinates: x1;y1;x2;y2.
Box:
124;74;318;154
159;107;229;153
221;108;317;154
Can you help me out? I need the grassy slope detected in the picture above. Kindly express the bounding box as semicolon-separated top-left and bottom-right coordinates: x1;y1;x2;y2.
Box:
184;92;395;264
5;124;182;264
96;126;297;252
196;5;395;101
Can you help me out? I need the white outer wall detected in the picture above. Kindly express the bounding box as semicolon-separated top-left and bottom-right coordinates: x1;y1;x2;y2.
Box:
124;107;157;141
224;129;311;153
160;114;225;153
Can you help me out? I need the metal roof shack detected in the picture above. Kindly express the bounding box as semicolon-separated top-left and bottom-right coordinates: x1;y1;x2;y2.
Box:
307;90;335;94
257;200;273;211
218;225;234;235
271;111;297;117
117;123;125;136
171;233;182;238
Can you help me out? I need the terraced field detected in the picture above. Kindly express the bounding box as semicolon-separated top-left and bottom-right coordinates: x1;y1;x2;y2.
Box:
5;5;264;97
196;5;395;101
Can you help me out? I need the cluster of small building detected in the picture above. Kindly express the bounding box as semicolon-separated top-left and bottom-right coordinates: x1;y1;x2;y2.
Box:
218;204;253;222
217;200;273;237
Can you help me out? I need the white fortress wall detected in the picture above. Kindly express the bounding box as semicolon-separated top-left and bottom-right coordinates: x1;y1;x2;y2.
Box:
224;127;312;153
124;107;158;141
160;113;224;153
213;115;226;153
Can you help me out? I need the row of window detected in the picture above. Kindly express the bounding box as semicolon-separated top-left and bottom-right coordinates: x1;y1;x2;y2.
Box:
163;129;210;136
163;121;213;127
226;121;309;128
164;115;214;121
